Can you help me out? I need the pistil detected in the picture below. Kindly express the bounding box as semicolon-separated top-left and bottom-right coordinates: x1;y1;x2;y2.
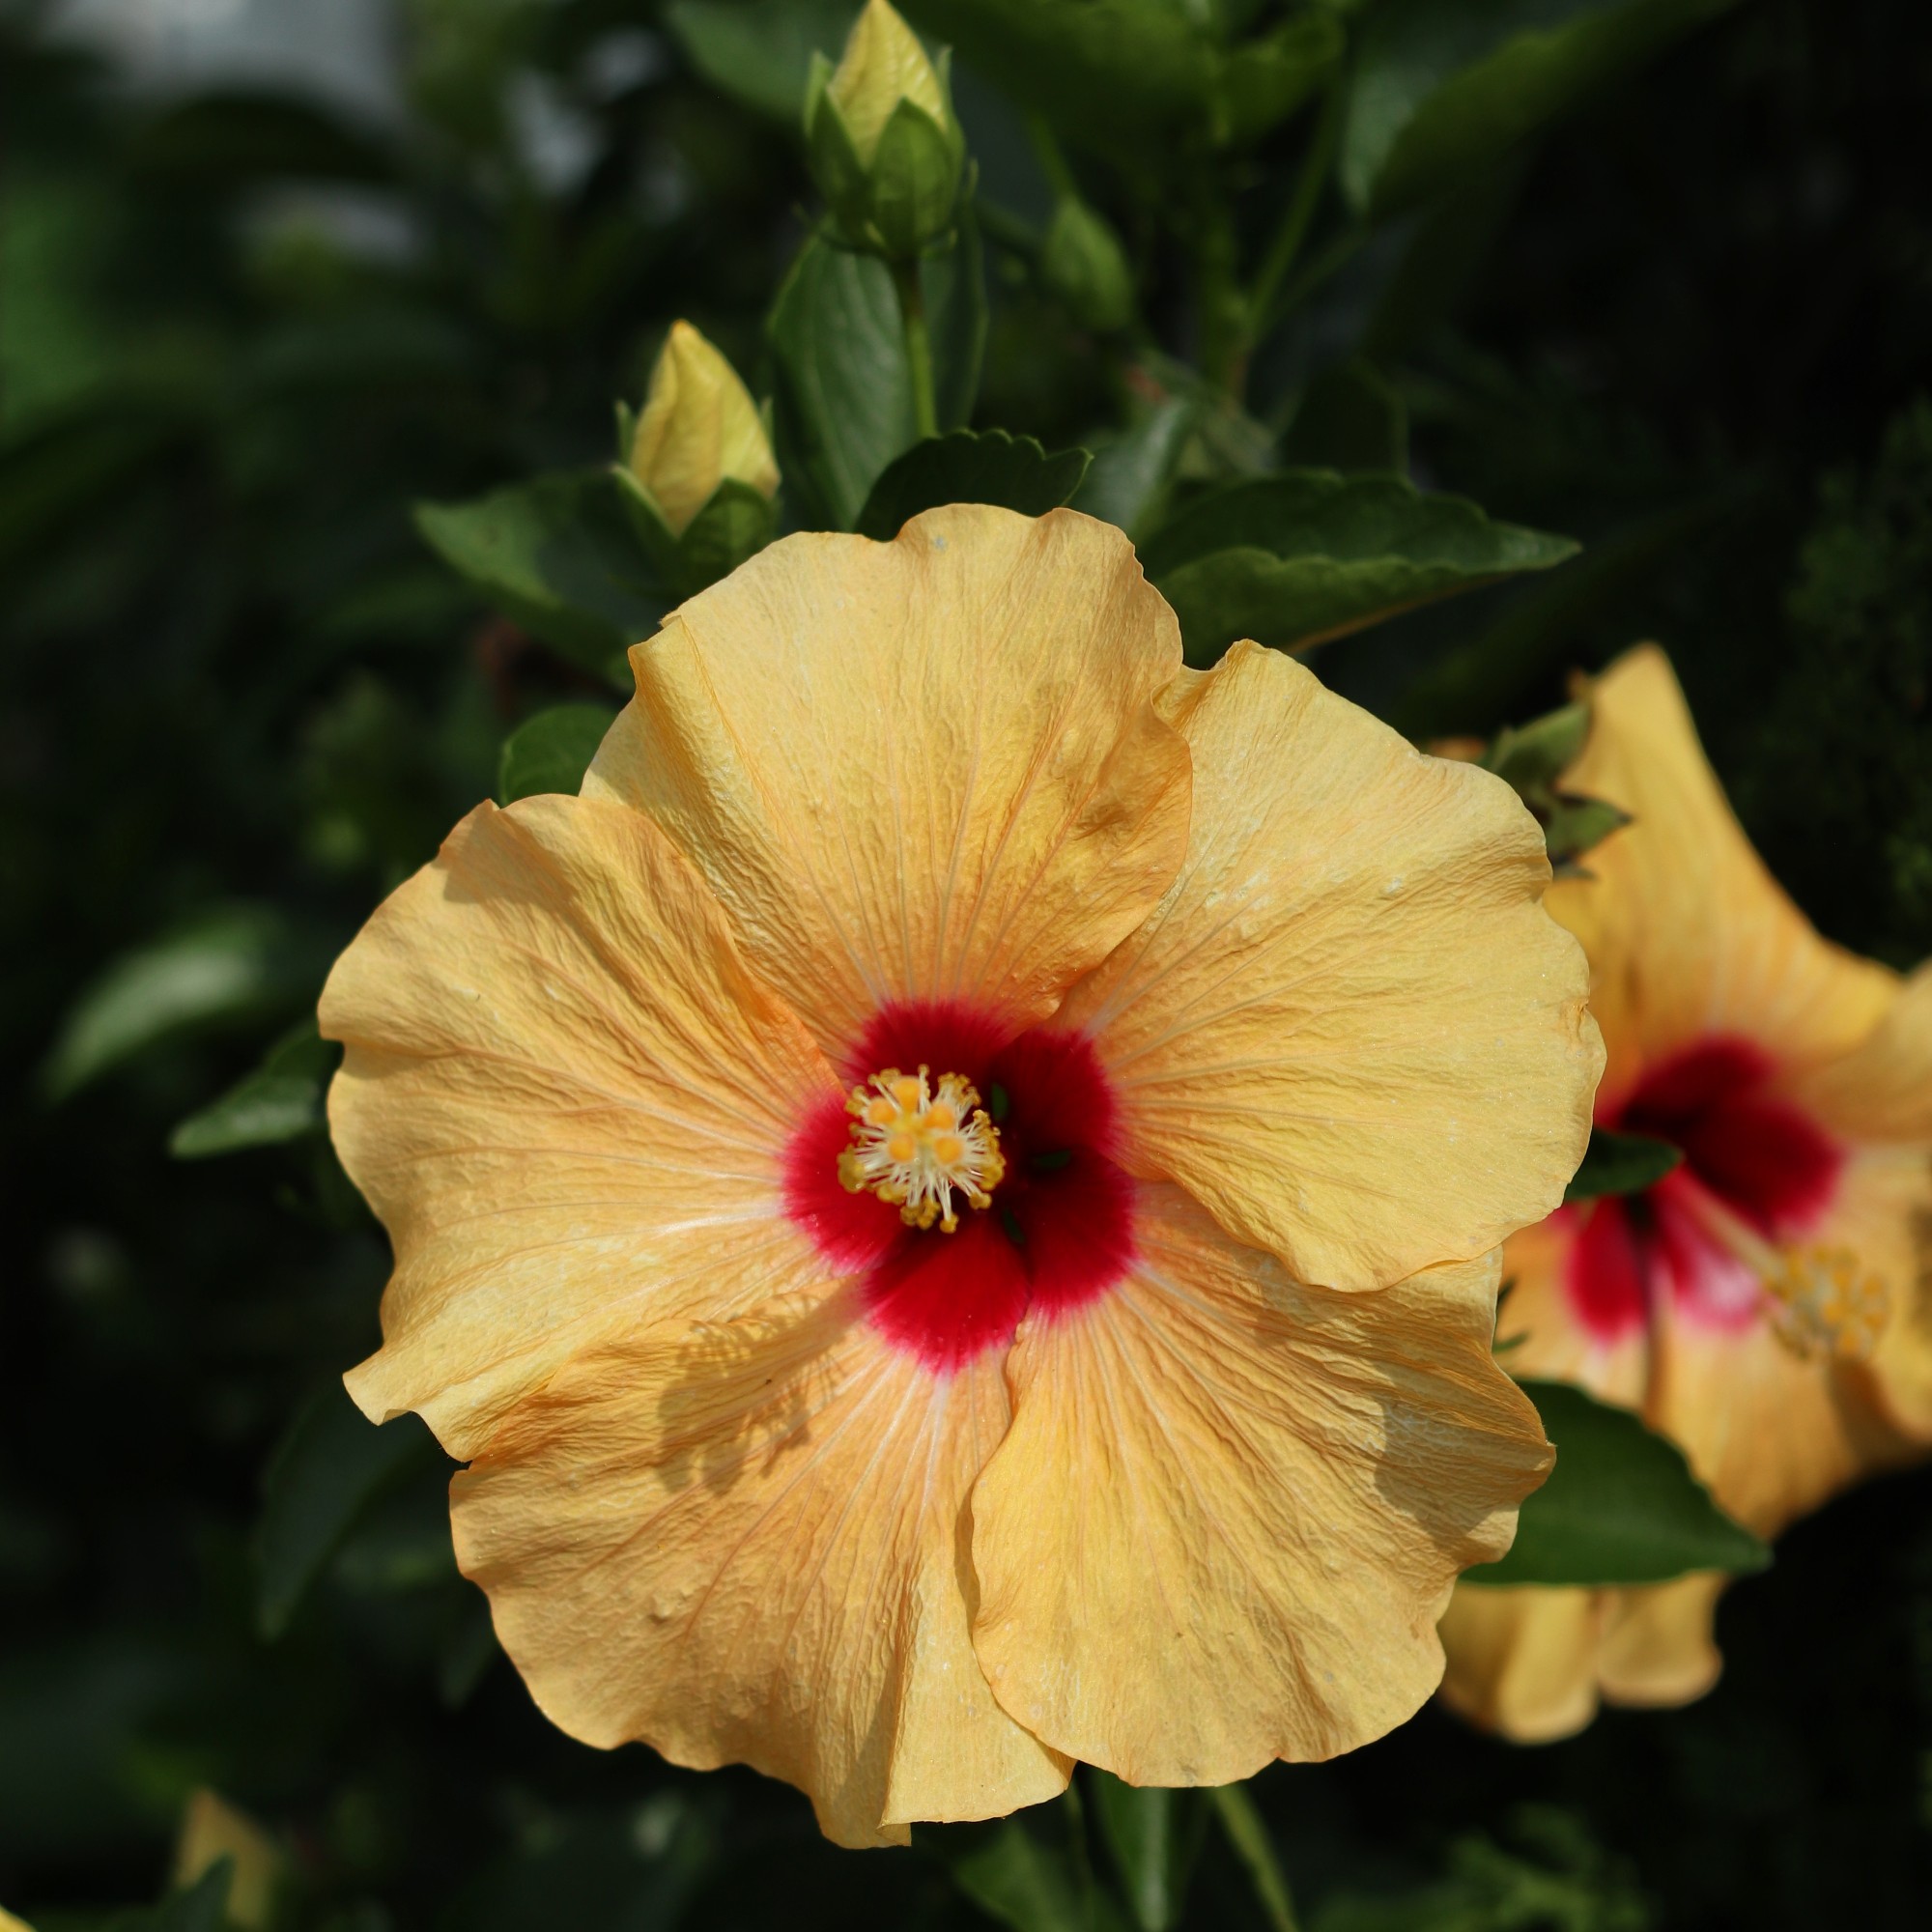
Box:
838;1065;1006;1233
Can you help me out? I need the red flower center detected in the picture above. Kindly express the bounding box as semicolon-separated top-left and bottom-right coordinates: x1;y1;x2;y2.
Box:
1566;1037;1842;1342
784;1000;1136;1372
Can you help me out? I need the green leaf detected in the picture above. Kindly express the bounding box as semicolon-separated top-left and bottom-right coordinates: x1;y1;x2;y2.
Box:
497;702;620;805
903;0;1211;152
42;905;321;1102
1216;14;1346;148
1208;1784;1297;1932
855;429;1090;541
107;1863;235;1932
937;1819;1126;1932
255;1382;439;1639
1564;1125;1683;1203
1469;1381;1770;1587
1482;701;1590;795
1281;357;1408;473
1070;398;1195;538
667;0;862;126
1138;471;1577;665
1343;0;1740;221
414;470;666;685
767;228;986;530
169;1016;338;1159
1091;1774;1194;1932
904;2;1339;152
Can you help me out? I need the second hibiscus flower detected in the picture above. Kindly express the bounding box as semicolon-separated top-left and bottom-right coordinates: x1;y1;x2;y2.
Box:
321;505;1602;1845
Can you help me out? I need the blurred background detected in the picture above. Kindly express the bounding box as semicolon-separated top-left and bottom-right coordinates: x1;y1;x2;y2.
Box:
3;0;1930;1925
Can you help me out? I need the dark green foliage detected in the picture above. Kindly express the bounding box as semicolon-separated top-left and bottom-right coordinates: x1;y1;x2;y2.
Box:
1469;1383;1768;1586
1564;1127;1682;1204
1138;471;1577;664
1736;399;1932;965
856;430;1091;540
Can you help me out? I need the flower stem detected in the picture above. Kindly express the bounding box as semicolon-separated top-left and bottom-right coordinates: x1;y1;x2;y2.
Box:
1209;1782;1299;1932
891;256;939;441
1247;76;1346;335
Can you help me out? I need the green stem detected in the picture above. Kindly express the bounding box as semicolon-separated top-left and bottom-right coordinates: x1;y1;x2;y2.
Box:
891;256;939;440
1247;76;1346;332
1026;112;1079;200
1193;193;1246;398
1209;1783;1299;1932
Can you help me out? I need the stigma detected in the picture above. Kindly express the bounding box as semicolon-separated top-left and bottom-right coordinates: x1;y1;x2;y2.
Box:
838;1065;1005;1233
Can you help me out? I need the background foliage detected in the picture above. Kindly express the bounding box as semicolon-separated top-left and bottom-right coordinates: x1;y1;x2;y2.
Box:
3;0;1930;1925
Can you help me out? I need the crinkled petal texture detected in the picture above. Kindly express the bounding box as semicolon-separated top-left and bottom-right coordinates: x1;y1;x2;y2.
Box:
585;504;1191;1062
969;1188;1550;1782
450;1293;1069;1849
1059;642;1601;1291
322;795;841;1458
327;515;1593;1834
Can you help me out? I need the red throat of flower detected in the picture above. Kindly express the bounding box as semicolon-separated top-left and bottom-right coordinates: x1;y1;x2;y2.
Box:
784;1000;1136;1372
1566;1037;1853;1347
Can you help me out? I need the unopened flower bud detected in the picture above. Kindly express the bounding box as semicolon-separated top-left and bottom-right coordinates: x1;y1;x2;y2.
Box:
625;321;779;538
806;0;967;260
828;0;947;164
1041;195;1135;334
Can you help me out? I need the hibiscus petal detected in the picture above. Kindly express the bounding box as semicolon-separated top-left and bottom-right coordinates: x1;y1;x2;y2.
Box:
584;505;1191;1061
967;1186;1549;1783
1436;1584;1601;1744
1594;1573;1725;1707
322;795;841;1458
449;1294;1070;1848
1554;646;1893;1097
1814;1147;1932;1436
1058;641;1600;1290
1650;1296;1911;1537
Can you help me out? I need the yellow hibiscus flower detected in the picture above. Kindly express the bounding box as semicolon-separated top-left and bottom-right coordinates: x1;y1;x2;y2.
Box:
1439;644;1932;1744
321;505;1601;1845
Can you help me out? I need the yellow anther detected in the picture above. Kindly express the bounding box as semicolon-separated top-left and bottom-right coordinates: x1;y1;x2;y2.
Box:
1765;1245;1889;1362
838;1065;1006;1233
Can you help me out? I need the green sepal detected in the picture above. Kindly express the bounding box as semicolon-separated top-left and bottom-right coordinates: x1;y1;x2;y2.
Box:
611;466;777;596
867;96;965;259
610;463;690;590
804;54;873;240
680;476;780;589
1483;700;1590;794
612;396;638;464
1481;700;1631;873
1546;795;1634;875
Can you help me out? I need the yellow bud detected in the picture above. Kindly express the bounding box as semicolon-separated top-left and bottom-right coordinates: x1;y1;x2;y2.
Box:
174;1790;284;1931
828;0;947;165
627;321;780;537
0;1907;38;1931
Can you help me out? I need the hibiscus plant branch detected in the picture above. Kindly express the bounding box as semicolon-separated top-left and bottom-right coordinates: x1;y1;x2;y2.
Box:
1245;75;1346;344
890;255;940;441
1209;1781;1300;1932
